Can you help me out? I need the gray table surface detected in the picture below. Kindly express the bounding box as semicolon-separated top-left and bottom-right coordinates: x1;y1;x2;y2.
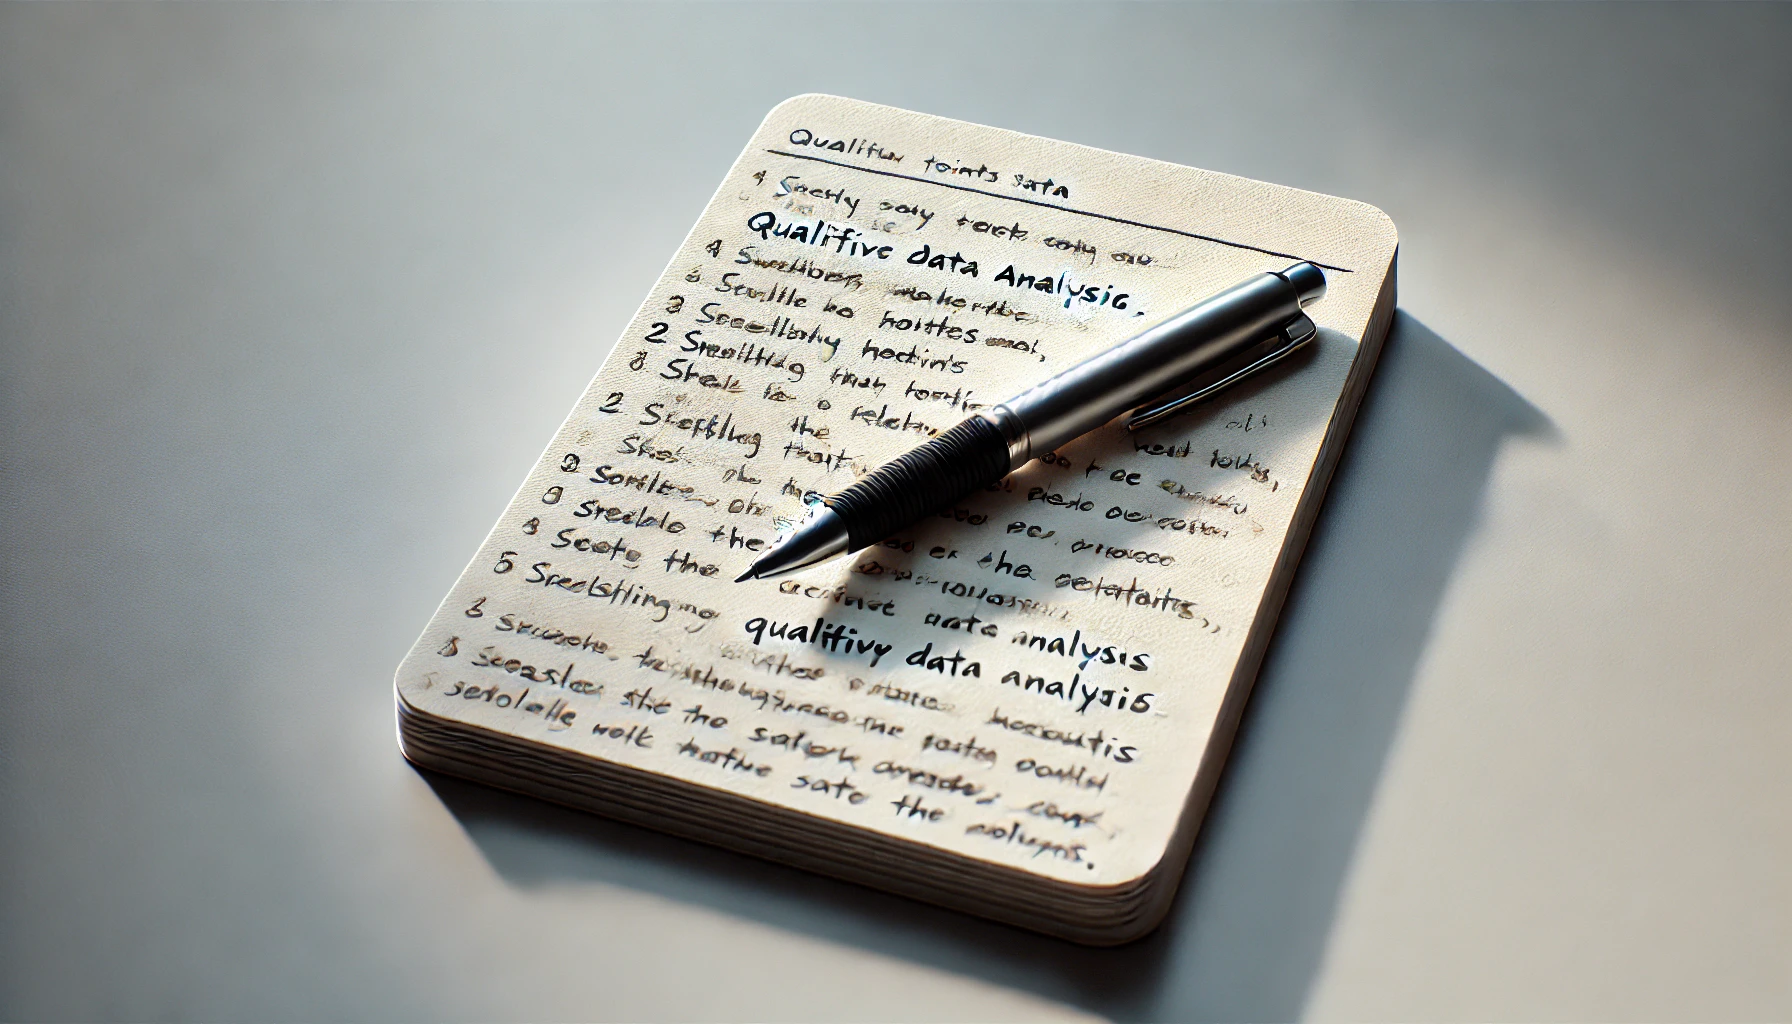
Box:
3;3;1788;1021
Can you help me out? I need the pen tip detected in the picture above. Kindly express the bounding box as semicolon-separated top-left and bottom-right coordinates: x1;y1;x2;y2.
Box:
734;567;758;583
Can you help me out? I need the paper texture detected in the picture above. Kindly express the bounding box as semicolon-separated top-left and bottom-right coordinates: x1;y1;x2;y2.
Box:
396;94;1397;888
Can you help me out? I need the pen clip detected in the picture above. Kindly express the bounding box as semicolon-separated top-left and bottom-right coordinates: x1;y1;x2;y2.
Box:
1125;313;1317;431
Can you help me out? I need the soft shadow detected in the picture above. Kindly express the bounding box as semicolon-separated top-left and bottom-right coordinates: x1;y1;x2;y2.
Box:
1123;312;1555;1021
423;313;1551;1021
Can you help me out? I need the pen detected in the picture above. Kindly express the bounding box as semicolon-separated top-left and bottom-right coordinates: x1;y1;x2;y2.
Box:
735;262;1328;582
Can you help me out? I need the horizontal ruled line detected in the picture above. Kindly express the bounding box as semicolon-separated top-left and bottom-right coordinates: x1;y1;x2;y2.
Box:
763;148;1354;274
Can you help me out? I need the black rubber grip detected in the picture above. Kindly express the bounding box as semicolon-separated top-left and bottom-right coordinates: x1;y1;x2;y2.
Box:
824;416;1011;549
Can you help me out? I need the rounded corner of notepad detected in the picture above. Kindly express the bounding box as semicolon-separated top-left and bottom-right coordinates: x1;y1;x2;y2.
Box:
1059;841;1173;895
391;655;440;711
392;675;429;722
1355;202;1400;253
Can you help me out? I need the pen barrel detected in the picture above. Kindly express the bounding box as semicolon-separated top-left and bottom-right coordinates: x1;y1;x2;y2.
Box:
822;415;1012;549
998;271;1304;464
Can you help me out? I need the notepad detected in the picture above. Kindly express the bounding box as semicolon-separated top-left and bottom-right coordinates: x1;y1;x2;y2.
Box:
395;94;1397;944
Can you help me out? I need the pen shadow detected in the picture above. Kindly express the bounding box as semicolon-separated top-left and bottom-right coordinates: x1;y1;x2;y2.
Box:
422;312;1553;1022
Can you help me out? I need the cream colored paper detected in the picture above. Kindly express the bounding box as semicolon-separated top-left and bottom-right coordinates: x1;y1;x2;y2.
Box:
396;95;1396;889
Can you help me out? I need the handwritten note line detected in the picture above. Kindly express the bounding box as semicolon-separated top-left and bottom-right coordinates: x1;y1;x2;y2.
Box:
764;148;1356;274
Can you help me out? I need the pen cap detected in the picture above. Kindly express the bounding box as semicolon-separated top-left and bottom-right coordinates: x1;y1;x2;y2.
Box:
997;270;1311;461
1276;262;1326;307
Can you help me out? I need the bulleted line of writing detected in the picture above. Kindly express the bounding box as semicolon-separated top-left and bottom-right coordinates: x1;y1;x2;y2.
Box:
763;148;1355;274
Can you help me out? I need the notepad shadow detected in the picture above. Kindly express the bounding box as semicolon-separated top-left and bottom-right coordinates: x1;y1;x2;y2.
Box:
423;313;1551;1022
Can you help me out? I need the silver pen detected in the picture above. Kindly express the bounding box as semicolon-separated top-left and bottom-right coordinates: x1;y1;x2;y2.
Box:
736;262;1327;582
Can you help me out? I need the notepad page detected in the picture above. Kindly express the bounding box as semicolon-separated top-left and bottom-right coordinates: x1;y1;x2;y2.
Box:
396;94;1397;888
